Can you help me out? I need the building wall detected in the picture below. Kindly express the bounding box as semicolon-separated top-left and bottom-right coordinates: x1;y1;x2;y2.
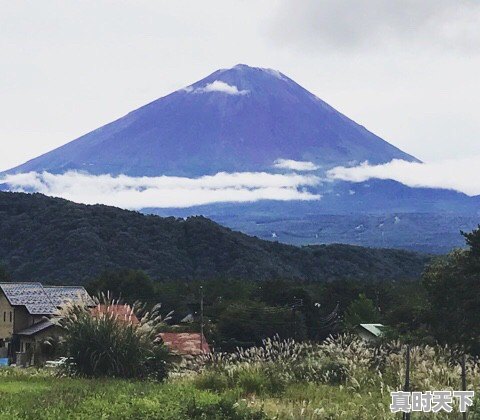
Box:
13;306;34;333
18;326;62;366
355;328;378;342
0;292;14;340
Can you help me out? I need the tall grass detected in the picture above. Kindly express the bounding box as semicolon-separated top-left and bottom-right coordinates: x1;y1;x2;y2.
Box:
51;294;171;380
188;335;480;418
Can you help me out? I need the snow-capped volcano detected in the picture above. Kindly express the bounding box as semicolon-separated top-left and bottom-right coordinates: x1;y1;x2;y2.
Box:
4;64;418;177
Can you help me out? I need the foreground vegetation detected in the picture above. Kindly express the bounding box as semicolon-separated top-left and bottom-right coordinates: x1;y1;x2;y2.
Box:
2;335;480;419
0;368;264;419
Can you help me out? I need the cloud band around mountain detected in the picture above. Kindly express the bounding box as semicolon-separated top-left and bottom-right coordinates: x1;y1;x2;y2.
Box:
1;171;321;209
327;157;480;196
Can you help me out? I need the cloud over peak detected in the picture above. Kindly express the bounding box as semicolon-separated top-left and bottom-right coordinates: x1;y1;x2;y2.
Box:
184;80;249;96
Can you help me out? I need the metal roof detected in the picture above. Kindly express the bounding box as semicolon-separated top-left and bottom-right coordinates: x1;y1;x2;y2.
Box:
44;286;95;307
358;323;385;337
16;320;55;336
0;283;57;315
0;283;93;315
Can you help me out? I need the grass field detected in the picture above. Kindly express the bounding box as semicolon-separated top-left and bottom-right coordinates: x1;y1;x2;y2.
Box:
0;368;392;419
2;336;480;419
2;368;477;419
0;368;265;420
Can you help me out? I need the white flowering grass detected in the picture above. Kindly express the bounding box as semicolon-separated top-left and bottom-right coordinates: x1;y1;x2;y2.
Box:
187;335;480;418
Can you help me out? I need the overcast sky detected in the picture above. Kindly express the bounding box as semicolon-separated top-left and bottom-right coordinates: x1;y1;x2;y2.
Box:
1;0;480;172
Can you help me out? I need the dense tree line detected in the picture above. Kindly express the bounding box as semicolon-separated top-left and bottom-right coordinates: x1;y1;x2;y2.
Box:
0;191;429;284
5;191;480;353
86;269;427;351
85;226;480;353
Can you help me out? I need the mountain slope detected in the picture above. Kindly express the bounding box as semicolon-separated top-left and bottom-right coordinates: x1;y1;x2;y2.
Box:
0;191;429;284
5;64;417;177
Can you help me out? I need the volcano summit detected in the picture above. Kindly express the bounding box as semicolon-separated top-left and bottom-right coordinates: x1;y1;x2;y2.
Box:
6;64;417;177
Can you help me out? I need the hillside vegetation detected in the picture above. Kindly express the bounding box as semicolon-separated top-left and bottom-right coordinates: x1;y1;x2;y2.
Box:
0;191;430;284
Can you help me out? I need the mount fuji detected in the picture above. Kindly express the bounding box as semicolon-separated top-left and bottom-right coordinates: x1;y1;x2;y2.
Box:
6;64;418;176
2;64;479;253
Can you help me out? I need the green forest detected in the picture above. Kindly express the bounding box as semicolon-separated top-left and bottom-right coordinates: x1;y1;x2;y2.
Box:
0;191;429;284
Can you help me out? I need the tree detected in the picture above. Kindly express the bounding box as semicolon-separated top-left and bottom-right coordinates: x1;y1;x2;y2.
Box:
423;250;480;353
423;226;480;354
216;301;306;350
88;269;155;304
343;293;380;330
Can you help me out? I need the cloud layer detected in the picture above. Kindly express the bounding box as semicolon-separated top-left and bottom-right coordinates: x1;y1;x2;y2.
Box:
272;0;480;52
184;80;249;96
1;171;321;209
328;157;480;196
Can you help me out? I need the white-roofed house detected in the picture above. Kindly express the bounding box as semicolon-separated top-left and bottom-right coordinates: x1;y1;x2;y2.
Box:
355;323;385;342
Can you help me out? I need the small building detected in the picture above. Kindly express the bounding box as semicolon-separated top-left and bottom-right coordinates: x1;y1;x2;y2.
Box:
355;323;385;342
158;332;210;356
0;282;92;365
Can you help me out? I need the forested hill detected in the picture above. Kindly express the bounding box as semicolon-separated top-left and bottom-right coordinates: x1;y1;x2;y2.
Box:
0;191;431;284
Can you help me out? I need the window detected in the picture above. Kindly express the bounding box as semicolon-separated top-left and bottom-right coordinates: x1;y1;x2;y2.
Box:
9;312;12;323
3;312;5;322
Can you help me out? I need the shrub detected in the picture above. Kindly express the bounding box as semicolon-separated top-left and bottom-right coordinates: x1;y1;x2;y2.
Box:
234;370;270;395
195;371;230;392
52;295;171;380
185;394;267;419
318;358;349;384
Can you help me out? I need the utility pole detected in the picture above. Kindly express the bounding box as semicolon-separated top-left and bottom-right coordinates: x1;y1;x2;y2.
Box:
200;285;204;353
461;352;467;420
291;297;303;340
403;344;411;420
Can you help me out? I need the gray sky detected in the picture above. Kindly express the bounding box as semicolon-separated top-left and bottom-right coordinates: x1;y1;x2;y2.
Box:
1;0;480;172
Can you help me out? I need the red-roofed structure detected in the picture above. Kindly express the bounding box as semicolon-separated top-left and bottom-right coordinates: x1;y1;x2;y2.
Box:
90;304;140;325
158;332;210;356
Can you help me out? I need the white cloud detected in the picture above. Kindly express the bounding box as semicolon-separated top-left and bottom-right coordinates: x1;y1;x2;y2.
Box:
1;171;321;209
273;159;319;171
188;80;249;96
327;157;480;196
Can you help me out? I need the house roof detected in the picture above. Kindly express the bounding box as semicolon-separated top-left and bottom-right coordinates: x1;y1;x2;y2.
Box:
44;286;95;307
16;320;55;336
0;283;94;315
90;304;140;325
358;323;385;337
0;283;57;315
158;332;210;355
